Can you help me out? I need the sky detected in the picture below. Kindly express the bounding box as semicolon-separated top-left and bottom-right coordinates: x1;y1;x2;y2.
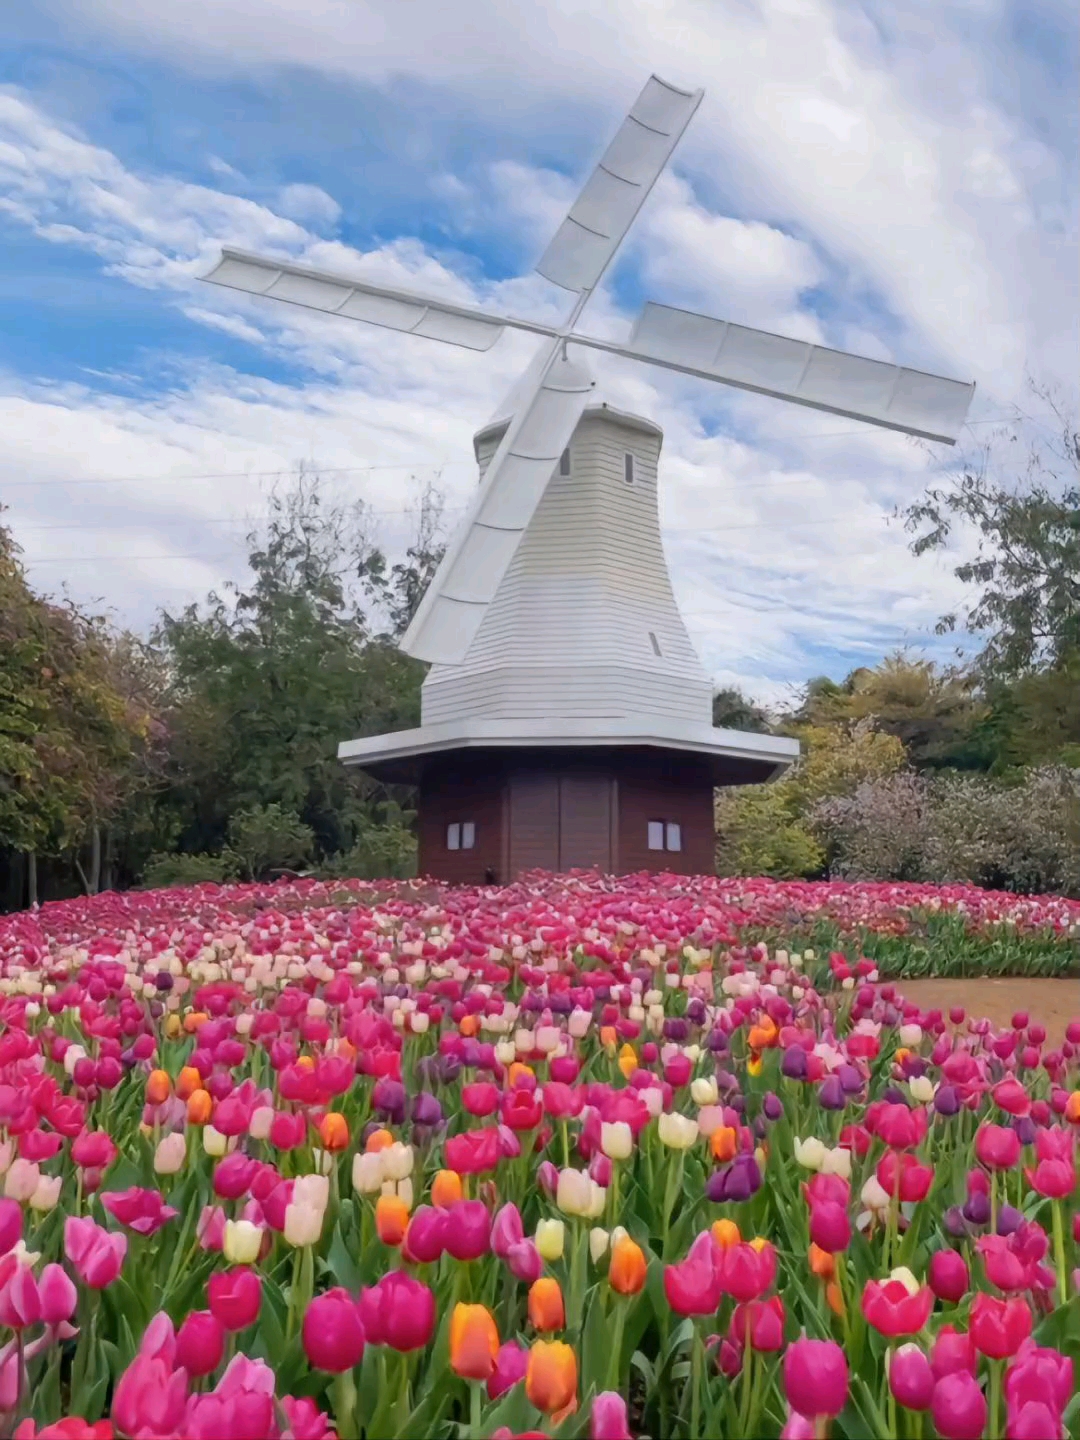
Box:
0;0;1076;709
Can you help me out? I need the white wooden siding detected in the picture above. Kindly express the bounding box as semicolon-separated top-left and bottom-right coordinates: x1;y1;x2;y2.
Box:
421;406;714;726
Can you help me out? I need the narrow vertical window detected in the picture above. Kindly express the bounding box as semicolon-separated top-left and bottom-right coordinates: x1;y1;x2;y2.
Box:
446;823;461;851
648;631;662;656
666;822;682;853
559;448;571;477
647;820;664;851
461;822;476;850
624;452;634;485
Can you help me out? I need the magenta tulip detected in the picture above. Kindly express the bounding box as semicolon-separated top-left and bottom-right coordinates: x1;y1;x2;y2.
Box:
889;1345;934;1411
176;1310;226;1378
929;1249;969;1303
931;1371;987;1440
302;1288;366;1372
783;1337;849;1418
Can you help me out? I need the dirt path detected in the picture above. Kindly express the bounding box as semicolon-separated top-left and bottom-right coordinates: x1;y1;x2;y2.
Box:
897;978;1079;1045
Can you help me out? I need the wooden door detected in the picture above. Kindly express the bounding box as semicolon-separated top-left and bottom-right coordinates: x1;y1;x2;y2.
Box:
507;771;559;875
558;774;613;872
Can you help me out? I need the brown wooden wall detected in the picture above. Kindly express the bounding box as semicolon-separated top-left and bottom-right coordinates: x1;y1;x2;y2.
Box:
416;748;719;882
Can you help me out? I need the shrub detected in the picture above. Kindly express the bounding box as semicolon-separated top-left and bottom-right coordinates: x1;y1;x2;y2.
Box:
715;785;824;879
321;810;417;881
812;771;932;882
140;851;232;889
223;803;315;882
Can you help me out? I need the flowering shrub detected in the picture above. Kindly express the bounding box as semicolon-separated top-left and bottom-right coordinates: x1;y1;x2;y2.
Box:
0;873;1076;1438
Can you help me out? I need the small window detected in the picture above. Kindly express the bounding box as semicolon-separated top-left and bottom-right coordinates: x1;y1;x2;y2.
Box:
648;631;662;657
461;822;476;850
624;452;634;485
647;820;665;851
559;448;571;477
666;822;682;853
447;823;461;851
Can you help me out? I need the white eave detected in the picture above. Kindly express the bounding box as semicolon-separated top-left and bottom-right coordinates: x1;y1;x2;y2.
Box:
338;716;798;784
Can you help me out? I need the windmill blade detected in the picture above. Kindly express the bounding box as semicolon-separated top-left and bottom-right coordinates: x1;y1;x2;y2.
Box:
202;248;510;352
535;75;703;295
400;349;595;664
617;302;974;443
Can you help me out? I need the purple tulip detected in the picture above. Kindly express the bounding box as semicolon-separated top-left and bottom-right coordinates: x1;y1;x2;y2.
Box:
934;1085;960;1116
962;1192;990;1227
837;1064;863;1095
372;1078;405;1124
995;1205;1022;1236
763;1092;784;1121
411;1091;443;1127
707;1029;729;1054
782;1045;808;1080
818;1075;846;1111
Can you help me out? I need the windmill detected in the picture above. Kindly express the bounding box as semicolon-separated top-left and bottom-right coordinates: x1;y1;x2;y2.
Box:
202;74;975;883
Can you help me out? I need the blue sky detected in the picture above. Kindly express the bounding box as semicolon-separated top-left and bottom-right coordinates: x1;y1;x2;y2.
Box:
0;0;1076;706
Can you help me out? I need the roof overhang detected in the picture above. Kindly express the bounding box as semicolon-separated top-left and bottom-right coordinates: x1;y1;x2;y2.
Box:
338;716;799;786
474;401;663;460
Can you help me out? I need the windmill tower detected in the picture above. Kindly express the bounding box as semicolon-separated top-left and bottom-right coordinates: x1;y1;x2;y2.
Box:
203;75;975;883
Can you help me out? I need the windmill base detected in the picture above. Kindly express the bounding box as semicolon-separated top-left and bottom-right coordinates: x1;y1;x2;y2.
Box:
413;747;730;884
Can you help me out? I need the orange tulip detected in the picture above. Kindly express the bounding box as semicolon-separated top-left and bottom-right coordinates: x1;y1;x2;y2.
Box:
710;1126;738;1163
525;1339;577;1415
459;1014;480;1038
375;1194;409;1247
146;1069;172;1106
318;1112;349;1152
508;1062;534;1088
431;1169;463;1209
1065;1090;1080;1124
711;1218;741;1250
809;1243;835;1280
183;1011;208;1034
747;1016;778;1050
175;1066;202;1100
600;1025;617;1052
609;1236;647;1295
617;1044;638;1080
365;1128;394;1154
528;1277;565;1332
296;1055;316;1072
826;1280;845;1316
449;1303;499;1380
186;1089;212;1126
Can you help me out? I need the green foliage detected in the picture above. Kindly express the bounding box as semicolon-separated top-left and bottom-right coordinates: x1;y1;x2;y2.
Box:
715;784;823;878
140;851;232;889
711;687;773;733
223;803;316;882
321;805;417;881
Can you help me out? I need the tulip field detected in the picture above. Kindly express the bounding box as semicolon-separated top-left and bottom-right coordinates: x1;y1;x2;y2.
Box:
0;873;1078;1440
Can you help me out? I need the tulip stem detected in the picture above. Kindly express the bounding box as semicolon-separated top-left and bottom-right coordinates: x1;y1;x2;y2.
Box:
469;1379;482;1438
690;1322;703;1440
1052;1200;1067;1308
989;1358;1002;1440
738;1339;754;1436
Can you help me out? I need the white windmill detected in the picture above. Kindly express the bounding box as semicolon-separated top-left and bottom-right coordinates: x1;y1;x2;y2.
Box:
202;74;974;883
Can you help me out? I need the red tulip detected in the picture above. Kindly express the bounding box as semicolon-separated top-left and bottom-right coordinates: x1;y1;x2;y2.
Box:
783;1337;848;1418
207;1268;261;1332
975;1124;1021;1170
876;1152;933;1202
861;1278;933;1337
928;1249;969;1303
462;1083;500;1117
358;1272;436;1351
969;1293;1032;1359
718;1240;777;1302
212;1153;258;1200
302;1288;366;1372
445;1128;499;1175
175;1311;225;1377
502;1089;543;1131
931;1371;987;1440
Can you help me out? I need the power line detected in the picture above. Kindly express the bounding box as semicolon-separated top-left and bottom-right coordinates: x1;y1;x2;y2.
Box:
0;413;1029;491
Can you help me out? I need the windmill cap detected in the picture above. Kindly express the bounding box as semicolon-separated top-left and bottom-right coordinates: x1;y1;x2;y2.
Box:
474;400;663;459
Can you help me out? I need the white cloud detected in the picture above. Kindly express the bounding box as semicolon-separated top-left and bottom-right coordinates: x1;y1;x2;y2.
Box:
275;182;342;228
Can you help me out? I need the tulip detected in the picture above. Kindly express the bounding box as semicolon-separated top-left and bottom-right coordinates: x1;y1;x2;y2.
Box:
664;1230;722;1316
794;1136;826;1171
718;1239;777;1302
507;1239;543;1285
975;1124;1021;1170
556;1167;593;1217
37;1263;76;1327
969;1292;1032;1358
352;1152;384;1195
783;1337;849;1418
609;1236;647;1295
101;1188;178;1237
375;1194;409;1247
876;1151;933;1203
730;1295;785;1351
284;1200;324;1249
931;1370;988;1440
111;1353;188;1440
889;1344;934;1410
64;1216;126;1289
431;1169;463;1208
29;1175;61;1213
525;1339;577;1415
303;1288;366;1372
0;1199;21;1257
207;1267;261;1331
600;1122;632;1161
809;1201;850;1254
657;1112;698;1149
931;1326;977;1380
443;1200;492;1261
535;1218;565;1263
175;1310;226;1377
450;1303;499;1380
359;1272;436;1351
590;1392;632;1440
317;1112;349;1152
929;1249;969;1303
488;1340;529;1401
528;1277;565;1332
153;1133;187;1176
222;1219;263;1266
4;1160;40;1203
403;1206;447;1265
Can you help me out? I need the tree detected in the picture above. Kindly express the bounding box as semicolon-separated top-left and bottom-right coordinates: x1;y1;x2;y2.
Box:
712;687;773;733
902;382;1079;680
152;472;444;866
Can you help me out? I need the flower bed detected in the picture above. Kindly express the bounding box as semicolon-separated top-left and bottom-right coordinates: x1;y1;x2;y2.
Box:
0;874;1077;1439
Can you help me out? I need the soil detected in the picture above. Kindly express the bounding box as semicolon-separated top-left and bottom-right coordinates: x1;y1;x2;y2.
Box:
897;977;1080;1045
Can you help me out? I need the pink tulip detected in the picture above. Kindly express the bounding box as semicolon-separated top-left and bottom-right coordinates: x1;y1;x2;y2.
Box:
280;1395;337;1439
37;1265;77;1327
0;1255;41;1329
0;1200;22;1257
111;1354;189;1438
783;1337;848;1418
183;1354;276;1440
591;1391;632;1440
207;1267;261;1332
64;1216;126;1289
506;1239;543;1285
931;1371;987;1440
176;1310;225;1377
488;1340;529;1400
100;1187;178;1237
